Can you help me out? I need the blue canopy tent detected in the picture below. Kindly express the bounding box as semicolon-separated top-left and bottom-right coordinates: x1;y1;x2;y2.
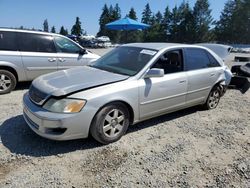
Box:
105;17;150;42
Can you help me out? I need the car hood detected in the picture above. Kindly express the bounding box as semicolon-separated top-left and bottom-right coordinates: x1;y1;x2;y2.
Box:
32;66;129;97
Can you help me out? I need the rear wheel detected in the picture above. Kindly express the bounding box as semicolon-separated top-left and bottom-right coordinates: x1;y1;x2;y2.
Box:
204;86;221;110
90;103;130;144
0;70;16;94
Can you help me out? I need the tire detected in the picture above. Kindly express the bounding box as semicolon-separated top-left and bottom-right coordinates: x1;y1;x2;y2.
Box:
0;70;17;94
204;86;221;110
90;102;130;144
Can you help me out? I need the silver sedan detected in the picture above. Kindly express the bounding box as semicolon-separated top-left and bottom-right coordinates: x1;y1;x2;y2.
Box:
23;43;232;144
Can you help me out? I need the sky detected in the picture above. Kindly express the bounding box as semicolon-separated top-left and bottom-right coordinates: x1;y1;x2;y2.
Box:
0;0;227;35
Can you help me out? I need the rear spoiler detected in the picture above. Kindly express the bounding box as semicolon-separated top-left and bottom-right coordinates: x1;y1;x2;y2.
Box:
196;43;232;60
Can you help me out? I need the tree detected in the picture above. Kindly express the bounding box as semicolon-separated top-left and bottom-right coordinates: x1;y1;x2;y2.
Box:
43;19;49;32
128;7;137;20
109;3;121;43
141;3;153;41
51;26;56;33
215;0;236;43
163;6;171;41
71;17;83;36
193;0;214;42
141;3;152;24
97;4;110;37
215;0;250;44
169;6;181;42
59;26;68;36
177;2;196;43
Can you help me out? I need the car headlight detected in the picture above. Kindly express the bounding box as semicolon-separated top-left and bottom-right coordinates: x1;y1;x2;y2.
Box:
43;98;86;113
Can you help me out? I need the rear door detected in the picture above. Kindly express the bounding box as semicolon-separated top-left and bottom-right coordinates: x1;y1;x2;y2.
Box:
184;48;220;105
53;36;93;70
18;32;58;80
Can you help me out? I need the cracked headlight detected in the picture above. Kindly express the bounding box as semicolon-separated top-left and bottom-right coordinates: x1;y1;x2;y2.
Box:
43;98;86;113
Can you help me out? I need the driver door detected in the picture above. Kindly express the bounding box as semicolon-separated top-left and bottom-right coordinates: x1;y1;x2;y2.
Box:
53;36;89;70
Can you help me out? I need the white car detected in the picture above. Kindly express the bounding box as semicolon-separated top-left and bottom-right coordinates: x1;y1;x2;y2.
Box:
0;28;100;94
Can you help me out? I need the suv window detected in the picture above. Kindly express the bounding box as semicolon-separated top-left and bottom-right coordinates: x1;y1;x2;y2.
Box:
152;49;183;74
0;31;17;51
18;33;56;53
185;48;211;71
54;36;81;53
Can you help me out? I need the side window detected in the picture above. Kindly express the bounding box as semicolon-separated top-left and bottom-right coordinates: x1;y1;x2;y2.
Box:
18;33;56;53
152;49;183;74
185;48;211;71
206;52;221;67
54;36;81;53
0;31;17;51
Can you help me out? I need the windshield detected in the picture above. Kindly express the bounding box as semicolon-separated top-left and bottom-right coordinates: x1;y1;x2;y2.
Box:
91;46;157;76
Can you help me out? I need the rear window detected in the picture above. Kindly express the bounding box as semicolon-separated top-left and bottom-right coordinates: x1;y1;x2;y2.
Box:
18;33;56;53
185;48;212;71
206;51;221;67
0;31;17;51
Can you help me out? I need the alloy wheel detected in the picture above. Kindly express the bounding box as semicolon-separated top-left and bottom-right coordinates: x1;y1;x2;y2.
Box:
0;74;11;92
103;109;125;138
208;90;220;109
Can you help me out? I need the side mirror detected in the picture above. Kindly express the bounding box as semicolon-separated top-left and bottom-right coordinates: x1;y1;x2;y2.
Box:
144;68;164;78
79;49;87;55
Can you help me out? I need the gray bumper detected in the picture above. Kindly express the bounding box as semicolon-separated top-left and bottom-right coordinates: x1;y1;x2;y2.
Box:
23;92;94;141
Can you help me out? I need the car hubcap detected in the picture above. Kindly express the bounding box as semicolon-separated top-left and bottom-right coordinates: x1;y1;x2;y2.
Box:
208;90;220;108
0;74;11;91
103;109;125;138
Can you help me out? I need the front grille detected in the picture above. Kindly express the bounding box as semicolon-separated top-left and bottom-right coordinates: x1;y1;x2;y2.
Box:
29;85;48;105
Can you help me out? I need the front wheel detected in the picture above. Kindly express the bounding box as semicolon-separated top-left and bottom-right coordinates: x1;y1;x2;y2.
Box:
90;103;130;144
0;70;17;94
204;86;221;110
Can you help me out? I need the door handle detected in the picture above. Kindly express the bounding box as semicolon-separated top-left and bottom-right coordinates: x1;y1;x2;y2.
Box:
210;73;215;76
179;80;186;83
58;58;66;62
48;58;57;62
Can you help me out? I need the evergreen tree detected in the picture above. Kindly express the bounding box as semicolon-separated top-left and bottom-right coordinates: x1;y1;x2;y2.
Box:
155;11;163;23
141;3;152;24
193;0;214;42
59;26;68;36
163;6;171;41
215;0;250;44
169;6;181;42
97;4;121;43
97;4;110;37
215;0;236;43
71;17;83;36
43;19;49;32
141;3;153;41
51;26;56;33
178;2;196;43
109;3;121;43
128;7;137;20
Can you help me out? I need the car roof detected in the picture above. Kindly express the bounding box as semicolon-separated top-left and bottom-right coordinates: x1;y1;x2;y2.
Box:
123;43;195;50
0;28;61;37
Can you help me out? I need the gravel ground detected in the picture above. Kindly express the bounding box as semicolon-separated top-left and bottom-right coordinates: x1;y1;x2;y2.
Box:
0;49;249;187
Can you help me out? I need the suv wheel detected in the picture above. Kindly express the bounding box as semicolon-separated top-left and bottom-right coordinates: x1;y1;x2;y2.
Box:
90;102;130;144
204;86;221;110
0;70;17;94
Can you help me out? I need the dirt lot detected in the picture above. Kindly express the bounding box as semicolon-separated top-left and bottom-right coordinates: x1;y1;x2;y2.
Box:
0;49;249;187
